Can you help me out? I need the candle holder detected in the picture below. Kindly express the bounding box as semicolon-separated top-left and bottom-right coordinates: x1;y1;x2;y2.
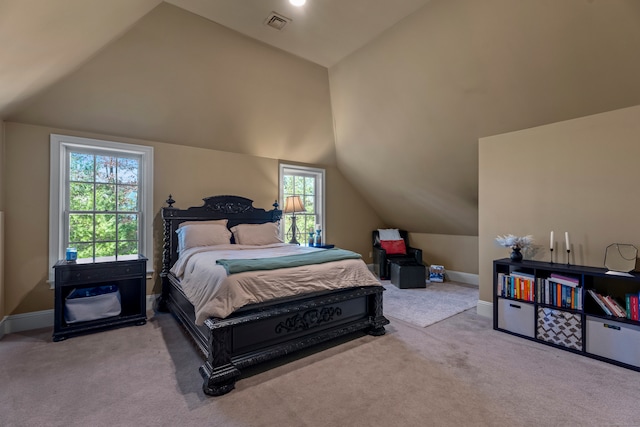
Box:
549;248;554;264
566;249;571;266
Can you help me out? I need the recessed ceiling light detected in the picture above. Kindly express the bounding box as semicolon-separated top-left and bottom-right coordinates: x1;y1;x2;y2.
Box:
290;0;306;6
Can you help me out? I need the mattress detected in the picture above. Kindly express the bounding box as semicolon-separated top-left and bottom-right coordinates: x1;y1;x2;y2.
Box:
170;243;380;324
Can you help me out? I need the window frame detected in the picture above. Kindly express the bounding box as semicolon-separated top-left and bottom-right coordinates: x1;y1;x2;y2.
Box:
279;163;325;243
49;134;153;282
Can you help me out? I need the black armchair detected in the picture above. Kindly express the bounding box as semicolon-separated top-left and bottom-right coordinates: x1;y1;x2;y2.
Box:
372;230;423;279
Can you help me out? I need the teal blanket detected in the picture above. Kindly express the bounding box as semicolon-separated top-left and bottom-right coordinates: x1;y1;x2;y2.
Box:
216;248;362;274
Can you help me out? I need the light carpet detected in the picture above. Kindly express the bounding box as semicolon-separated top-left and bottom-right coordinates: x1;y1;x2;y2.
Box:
381;280;479;327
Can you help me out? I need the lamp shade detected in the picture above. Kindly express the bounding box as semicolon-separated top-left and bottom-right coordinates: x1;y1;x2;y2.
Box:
284;195;305;213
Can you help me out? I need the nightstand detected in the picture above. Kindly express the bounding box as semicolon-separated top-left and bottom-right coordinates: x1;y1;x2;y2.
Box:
53;255;147;341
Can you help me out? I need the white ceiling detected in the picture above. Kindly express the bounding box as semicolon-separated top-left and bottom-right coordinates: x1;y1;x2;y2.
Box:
0;0;431;117
165;0;432;67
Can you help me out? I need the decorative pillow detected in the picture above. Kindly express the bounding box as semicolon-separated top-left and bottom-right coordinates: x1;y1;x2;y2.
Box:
178;219;228;228
231;223;283;245
176;224;231;251
380;239;407;255
378;228;401;241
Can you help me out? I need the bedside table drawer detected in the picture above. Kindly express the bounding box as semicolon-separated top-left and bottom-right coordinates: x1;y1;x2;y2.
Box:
59;261;145;284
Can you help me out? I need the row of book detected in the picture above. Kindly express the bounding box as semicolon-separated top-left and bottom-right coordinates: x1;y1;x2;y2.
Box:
497;272;583;310
587;289;640;320
497;272;536;302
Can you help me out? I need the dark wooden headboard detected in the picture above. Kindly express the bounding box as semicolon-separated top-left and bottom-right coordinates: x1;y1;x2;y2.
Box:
160;195;282;278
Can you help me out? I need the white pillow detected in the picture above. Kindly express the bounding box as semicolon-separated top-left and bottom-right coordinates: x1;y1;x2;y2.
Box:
378;228;402;241
176;224;231;251
231;223;283;245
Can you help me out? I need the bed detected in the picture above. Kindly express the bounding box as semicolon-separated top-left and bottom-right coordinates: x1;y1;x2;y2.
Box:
159;195;389;396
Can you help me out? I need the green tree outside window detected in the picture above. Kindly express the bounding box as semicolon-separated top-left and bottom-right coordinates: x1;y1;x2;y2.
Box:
68;151;140;259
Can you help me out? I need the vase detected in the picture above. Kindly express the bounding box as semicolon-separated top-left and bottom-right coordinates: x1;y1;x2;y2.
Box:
510;247;523;262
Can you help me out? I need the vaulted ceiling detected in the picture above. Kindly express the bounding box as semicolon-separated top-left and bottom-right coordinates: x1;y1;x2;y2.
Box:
3;0;640;236
0;0;430;117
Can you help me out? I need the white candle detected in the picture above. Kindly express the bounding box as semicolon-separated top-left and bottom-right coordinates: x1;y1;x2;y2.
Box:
550;231;554;250
565;232;570;249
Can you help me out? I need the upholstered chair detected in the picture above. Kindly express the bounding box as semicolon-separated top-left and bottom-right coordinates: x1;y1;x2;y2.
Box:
372;229;423;279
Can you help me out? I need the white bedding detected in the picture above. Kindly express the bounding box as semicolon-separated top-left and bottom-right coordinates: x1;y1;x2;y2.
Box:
170;243;380;324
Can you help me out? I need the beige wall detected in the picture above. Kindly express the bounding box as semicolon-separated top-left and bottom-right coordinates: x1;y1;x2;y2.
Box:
479;104;640;304
3;122;382;316
0;121;4;319
409;233;478;275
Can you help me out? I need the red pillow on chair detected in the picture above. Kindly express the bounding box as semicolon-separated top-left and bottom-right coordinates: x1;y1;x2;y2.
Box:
380;239;407;255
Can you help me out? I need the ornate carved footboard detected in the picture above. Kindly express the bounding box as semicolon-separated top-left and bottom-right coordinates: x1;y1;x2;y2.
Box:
160;195;388;396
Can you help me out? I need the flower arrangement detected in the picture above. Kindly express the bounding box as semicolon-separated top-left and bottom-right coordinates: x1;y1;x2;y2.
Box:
495;234;534;250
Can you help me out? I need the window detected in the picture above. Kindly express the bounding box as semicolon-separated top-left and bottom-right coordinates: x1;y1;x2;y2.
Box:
279;164;325;244
49;135;153;280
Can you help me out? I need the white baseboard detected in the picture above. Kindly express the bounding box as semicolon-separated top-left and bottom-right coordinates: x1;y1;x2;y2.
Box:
476;300;493;318
445;270;479;286
1;309;54;335
0;294;159;336
0;316;7;339
367;264;478;286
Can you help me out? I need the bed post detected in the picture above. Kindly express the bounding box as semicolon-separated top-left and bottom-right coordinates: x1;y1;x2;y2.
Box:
158;195;176;312
367;290;388;336
200;322;241;396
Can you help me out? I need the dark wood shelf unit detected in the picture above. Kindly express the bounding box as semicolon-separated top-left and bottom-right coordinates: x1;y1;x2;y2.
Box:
494;258;640;372
53;255;147;341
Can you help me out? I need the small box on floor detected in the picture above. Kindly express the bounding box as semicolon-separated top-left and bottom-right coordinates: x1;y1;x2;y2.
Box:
429;265;445;282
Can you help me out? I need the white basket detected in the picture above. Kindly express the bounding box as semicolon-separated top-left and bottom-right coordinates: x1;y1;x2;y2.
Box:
64;289;121;324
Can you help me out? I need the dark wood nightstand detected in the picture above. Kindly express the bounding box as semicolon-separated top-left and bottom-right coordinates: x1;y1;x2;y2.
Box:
53;255;147;341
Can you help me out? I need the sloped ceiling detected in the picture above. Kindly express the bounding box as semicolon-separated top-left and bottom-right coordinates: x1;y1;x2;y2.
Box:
164;0;432;67
3;0;640;237
0;0;162;118
329;0;640;235
0;0;430;117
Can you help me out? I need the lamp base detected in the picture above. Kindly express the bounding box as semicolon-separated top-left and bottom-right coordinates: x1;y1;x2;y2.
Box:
288;215;300;245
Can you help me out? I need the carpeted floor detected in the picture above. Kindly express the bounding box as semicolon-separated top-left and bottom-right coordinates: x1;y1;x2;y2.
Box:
381;280;479;327
3;294;640;426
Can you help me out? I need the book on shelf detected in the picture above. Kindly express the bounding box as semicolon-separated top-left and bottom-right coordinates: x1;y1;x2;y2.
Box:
548;273;580;288
541;278;582;309
511;271;535;280
536;277;545;304
604;295;627;317
511;272;534;301
629;294;639;321
497;271;535;302
588;289;612;316
588;289;626;317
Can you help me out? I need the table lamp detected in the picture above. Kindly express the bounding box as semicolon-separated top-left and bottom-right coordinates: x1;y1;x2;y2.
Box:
284;195;305;244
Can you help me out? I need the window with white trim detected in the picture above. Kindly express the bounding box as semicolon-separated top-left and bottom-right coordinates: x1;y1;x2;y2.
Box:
49;134;153;280
279;164;325;245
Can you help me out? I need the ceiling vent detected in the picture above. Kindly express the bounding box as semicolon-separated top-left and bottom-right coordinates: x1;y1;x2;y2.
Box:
264;12;291;31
